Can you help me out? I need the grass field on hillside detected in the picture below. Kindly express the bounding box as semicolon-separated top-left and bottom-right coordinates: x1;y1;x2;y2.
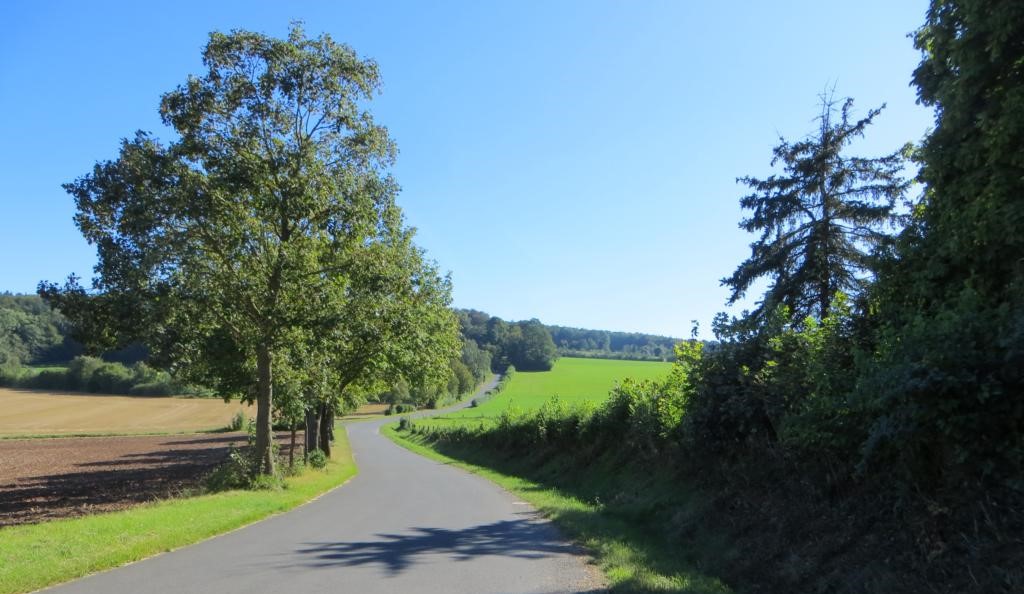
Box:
421;357;671;428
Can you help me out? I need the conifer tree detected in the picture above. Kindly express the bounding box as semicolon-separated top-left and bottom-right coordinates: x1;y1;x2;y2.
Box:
724;95;910;323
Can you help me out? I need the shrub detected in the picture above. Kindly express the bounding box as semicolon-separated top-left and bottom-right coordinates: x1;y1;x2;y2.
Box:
307;448;328;469
204;446;255;491
398;416;414;431
26;369;70;390
0;362;26;386
86;362;134;393
66;356;103;390
228;410;246;431
129;379;179;396
129;362;161;385
250;473;283;490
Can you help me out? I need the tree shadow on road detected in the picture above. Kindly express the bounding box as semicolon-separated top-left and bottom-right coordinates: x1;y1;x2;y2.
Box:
295;517;579;575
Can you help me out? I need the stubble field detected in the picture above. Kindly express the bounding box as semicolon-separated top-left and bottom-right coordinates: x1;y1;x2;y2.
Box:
0;388;253;437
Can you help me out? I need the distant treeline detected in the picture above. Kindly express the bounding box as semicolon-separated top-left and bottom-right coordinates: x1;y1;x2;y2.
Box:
1;294;184;395
456;309;679;367
456;310;559;372
0;293;82;366
2;293;674;398
547;325;679;361
0;293;148;369
1;356;203;396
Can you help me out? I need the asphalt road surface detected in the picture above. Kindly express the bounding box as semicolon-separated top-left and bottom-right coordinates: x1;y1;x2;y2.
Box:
44;378;605;594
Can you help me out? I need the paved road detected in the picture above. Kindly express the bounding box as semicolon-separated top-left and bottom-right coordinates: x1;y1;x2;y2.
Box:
44;378;604;594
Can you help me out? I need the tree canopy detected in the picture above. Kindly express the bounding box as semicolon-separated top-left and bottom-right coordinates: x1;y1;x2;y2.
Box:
42;24;459;476
858;0;1024;477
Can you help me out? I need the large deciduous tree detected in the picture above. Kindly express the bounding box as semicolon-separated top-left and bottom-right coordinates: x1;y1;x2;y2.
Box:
723;95;910;323
41;24;458;476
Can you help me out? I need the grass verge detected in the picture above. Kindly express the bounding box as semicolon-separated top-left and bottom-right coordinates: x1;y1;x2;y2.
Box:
0;431;356;594
384;424;733;594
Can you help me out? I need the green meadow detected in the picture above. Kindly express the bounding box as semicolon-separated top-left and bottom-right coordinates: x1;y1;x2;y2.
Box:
423;357;672;427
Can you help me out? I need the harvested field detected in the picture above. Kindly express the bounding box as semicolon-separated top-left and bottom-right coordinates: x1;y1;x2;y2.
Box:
0;432;301;526
342;402;388;418
0;387;254;436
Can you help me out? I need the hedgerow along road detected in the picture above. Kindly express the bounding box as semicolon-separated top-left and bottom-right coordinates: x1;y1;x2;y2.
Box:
44;377;604;594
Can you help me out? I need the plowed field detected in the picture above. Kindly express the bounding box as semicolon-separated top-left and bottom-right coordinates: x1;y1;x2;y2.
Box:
0;432;301;526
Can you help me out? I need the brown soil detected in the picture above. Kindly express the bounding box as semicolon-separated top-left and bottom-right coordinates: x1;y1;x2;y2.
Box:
0;432;302;527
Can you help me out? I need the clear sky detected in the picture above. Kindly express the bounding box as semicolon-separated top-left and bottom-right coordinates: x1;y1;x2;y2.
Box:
0;0;933;338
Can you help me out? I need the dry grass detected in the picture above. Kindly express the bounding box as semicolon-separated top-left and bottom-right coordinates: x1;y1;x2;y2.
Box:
0;387;254;436
341;402;388;419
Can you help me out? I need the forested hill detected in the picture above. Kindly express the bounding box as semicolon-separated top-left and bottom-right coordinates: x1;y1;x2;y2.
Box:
0;293;146;368
456;308;679;365
547;324;679;361
0;293;81;366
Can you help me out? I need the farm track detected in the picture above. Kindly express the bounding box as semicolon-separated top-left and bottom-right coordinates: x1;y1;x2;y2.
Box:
0;432;300;527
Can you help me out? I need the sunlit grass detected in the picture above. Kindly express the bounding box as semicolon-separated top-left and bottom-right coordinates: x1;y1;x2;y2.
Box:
422;357;671;428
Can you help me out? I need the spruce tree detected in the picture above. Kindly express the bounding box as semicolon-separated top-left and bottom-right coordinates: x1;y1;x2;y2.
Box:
724;95;910;323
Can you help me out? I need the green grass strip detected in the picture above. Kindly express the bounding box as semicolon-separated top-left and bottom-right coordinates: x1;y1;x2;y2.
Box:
384;425;731;594
0;431;357;594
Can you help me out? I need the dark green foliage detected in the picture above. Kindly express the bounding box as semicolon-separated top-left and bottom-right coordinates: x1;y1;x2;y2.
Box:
504;319;558;371
454;310;557;370
380;378;411;405
306;449;328;470
548;325;679;361
27;370;72;391
0;355;196;396
460;338;492;382
449;359;475;397
86;362;135;393
0;293;82;366
852;0;1024;484
203;446;258;491
387;403;417;415
456;308;676;363
723;95;910;323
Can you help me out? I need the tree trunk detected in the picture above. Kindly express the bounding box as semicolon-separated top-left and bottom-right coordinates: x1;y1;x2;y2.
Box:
305;406;320;460
289;425;296;469
254;344;275;476
318;401;334;458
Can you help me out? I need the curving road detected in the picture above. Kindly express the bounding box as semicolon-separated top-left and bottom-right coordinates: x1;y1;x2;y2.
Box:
43;378;604;594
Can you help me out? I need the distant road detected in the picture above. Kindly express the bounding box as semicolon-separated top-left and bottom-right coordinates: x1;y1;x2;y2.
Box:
45;376;604;594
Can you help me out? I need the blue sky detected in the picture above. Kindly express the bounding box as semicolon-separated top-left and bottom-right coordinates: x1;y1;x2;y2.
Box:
0;0;933;338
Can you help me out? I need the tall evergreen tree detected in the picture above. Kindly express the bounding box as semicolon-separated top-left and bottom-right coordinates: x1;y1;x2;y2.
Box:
723;95;911;323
